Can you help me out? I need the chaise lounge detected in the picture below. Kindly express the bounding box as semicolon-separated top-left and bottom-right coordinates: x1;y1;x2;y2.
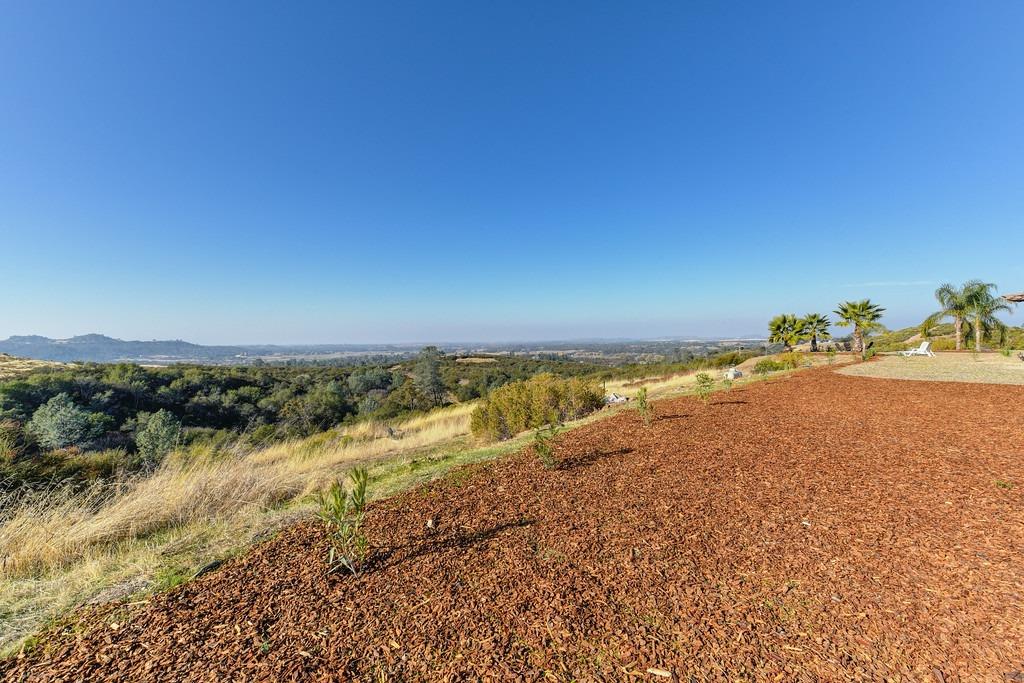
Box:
900;341;935;357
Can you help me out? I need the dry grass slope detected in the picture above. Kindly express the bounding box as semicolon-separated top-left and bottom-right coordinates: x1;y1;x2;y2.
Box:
0;403;477;652
0;355;61;381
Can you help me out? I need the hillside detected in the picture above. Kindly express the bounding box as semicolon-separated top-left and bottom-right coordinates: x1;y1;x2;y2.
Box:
0;354;61;380
0;335;248;364
6;368;1022;680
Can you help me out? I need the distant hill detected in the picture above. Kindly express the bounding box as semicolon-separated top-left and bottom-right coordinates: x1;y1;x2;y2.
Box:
0;335;423;365
0;335;248;364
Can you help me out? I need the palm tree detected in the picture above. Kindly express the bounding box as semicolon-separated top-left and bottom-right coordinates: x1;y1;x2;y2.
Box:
768;314;807;352
923;280;985;350
801;313;831;352
834;300;885;356
964;282;1012;352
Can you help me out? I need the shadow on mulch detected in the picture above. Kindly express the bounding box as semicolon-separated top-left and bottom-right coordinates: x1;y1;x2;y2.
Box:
378;517;536;570
558;447;633;470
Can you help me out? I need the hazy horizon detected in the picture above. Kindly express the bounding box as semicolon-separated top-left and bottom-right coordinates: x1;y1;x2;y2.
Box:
0;330;777;348
3;2;1021;344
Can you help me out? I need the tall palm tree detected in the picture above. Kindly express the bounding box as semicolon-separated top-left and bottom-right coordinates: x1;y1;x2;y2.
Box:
801;313;831;352
923;280;985;351
768;314;807;352
964;282;1012;352
834;300;885;356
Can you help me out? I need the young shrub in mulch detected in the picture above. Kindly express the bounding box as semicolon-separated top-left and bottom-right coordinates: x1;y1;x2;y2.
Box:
470;374;604;441
694;373;715;404
635;386;653;426
532;423;562;469
317;467;369;576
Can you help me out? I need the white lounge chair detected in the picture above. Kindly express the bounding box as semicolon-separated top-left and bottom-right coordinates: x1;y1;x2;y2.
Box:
900;341;935;357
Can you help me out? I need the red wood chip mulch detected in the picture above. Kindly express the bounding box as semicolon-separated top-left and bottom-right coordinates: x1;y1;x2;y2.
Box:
4;368;1023;682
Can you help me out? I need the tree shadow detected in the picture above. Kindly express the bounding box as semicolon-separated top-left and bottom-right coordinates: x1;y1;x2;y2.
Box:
654;413;691;421
558;447;633;470
710;400;748;406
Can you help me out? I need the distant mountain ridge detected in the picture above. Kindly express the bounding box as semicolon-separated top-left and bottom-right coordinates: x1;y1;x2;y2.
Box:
0;334;247;363
0;334;429;364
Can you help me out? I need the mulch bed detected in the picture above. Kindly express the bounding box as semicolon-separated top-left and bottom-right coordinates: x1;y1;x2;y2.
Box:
4;368;1024;682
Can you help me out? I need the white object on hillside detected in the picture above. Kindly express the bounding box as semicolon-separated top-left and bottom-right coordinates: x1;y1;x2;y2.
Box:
604;393;629;404
899;341;935;357
723;367;743;380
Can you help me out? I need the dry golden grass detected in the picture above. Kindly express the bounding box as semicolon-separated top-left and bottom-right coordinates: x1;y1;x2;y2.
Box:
0;402;479;652
0;403;476;581
0;354;62;380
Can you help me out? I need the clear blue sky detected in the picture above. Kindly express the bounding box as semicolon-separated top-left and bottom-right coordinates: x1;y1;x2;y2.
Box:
2;1;1021;344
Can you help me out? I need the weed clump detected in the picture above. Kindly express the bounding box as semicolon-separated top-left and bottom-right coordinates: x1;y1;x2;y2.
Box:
317;467;369;576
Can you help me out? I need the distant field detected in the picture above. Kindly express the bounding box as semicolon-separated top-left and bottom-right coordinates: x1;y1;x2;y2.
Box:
0;354;60;380
838;352;1024;385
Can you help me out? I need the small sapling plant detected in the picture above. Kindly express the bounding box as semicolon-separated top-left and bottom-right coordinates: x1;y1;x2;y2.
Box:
533;423;562;469
317;466;369;576
635;386;653;426
694;372;715;405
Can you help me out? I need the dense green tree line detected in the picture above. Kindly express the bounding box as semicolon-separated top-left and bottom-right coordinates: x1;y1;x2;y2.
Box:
0;352;602;487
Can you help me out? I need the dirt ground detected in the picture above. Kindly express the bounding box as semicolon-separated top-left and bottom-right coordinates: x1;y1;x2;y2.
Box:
4;368;1023;682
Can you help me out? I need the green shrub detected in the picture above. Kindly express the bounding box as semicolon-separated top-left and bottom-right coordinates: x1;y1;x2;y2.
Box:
775;352;807;369
470;374;603;441
634;387;653;426
694;373;715;404
532;423;562;469
135;410;182;468
753;352;808;376
317;467;369;576
753;359;784;375
28;393;109;450
927;337;958;351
